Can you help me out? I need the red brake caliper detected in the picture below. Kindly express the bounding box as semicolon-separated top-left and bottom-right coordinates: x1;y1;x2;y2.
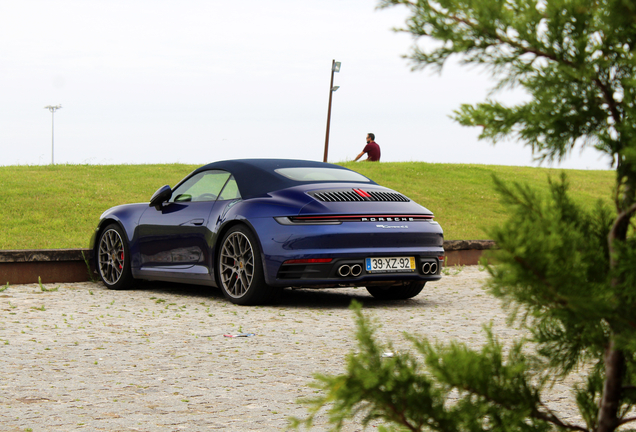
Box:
119;252;124;269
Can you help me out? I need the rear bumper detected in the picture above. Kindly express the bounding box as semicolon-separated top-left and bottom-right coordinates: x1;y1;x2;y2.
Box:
270;254;443;288
249;217;444;287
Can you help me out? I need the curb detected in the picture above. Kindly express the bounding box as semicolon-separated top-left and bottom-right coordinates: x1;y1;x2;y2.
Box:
0;241;496;285
0;249;93;285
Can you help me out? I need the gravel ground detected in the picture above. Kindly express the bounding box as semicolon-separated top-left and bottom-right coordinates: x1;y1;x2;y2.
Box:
0;267;583;431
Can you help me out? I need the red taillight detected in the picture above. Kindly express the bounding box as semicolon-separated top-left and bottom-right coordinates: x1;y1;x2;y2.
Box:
283;258;333;265
291;215;433;222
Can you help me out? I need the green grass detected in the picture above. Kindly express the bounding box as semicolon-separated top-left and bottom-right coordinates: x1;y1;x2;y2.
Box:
0;162;613;250
1;164;198;250
340;162;614;243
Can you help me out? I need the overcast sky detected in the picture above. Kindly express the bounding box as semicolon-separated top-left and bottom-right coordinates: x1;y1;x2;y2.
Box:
0;0;613;170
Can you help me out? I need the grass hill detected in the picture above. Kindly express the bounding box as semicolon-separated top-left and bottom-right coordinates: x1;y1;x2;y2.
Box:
0;162;613;250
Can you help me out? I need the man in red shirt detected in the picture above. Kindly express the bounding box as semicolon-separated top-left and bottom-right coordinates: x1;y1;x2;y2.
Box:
354;133;381;162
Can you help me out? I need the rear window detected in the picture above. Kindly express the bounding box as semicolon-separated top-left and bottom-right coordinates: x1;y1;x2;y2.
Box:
275;167;371;182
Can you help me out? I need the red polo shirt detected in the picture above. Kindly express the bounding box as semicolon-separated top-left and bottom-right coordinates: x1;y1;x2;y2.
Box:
363;141;381;161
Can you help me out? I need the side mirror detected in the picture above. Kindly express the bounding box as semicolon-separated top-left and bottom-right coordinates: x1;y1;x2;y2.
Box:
149;185;172;210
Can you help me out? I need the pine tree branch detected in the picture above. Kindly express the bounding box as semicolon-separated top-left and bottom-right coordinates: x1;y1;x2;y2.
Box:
535;401;589;432
355;385;422;432
610;202;636;236
422;0;569;68
608;202;636;267
455;382;588;432
424;2;623;137
594;77;623;126
446;12;564;65
383;399;421;432
618;416;636;426
512;256;569;306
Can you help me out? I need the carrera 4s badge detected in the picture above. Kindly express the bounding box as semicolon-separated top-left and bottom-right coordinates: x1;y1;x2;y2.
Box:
376;224;409;229
361;217;416;222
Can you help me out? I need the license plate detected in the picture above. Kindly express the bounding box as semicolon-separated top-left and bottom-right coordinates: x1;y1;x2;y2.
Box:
365;257;415;273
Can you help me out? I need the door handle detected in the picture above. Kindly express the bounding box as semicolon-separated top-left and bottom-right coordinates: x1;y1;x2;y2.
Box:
181;218;205;226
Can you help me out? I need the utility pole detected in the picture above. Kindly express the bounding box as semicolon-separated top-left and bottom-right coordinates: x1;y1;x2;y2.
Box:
323;60;341;163
44;105;62;165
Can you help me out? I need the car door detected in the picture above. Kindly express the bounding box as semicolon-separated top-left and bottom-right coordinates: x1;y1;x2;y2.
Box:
136;170;232;280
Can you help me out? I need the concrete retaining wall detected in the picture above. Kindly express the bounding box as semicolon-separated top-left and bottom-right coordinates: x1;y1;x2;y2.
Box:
0;249;93;285
0;240;496;285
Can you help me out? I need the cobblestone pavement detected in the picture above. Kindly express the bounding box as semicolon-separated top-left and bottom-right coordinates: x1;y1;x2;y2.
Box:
0;267;582;431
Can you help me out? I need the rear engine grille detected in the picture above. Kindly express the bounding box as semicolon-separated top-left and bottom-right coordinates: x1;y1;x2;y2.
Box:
367;191;410;202
313;190;364;202
311;189;410;203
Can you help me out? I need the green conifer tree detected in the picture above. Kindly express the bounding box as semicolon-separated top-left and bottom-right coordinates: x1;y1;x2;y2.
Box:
292;1;636;431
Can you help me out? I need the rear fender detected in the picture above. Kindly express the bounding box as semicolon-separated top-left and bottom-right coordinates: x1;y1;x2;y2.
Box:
212;218;271;288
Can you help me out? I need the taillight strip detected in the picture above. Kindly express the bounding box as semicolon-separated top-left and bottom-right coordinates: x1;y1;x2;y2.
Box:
292;214;433;221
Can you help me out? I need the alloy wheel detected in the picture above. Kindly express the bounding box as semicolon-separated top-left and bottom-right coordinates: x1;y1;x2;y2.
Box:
98;228;126;285
219;231;254;298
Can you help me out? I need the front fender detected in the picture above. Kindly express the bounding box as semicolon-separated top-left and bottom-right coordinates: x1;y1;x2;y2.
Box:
89;203;148;262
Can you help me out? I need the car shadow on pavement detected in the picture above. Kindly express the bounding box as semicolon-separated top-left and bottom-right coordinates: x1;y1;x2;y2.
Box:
127;281;427;310
277;287;426;310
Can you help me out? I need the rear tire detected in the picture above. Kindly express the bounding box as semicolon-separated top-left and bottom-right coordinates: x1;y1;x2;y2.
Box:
217;225;281;305
366;281;425;300
97;224;134;290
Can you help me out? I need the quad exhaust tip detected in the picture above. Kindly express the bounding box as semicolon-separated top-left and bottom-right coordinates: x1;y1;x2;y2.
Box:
338;265;351;277
422;261;438;275
338;264;363;278
339;261;437;277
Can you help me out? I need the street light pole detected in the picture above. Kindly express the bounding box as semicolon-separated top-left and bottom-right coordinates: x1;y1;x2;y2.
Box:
44;105;62;165
323;60;341;163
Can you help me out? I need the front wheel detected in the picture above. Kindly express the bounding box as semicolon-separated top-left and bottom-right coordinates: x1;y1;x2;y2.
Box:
97;224;134;290
217;225;281;305
366;281;425;300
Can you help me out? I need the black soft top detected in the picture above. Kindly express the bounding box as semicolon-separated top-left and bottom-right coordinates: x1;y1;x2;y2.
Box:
191;159;376;199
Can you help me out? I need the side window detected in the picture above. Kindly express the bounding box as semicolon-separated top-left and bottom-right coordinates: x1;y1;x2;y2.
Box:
218;176;242;200
170;170;231;203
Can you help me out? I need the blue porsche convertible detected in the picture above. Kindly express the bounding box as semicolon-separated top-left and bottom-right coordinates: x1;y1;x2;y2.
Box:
91;159;444;305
